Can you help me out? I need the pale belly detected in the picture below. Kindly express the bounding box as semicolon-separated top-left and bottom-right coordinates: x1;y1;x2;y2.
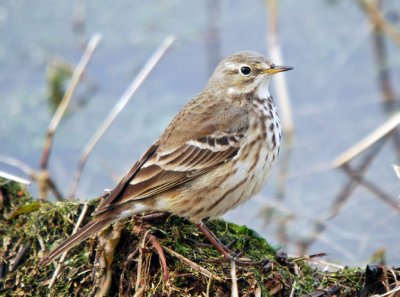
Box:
207;139;276;218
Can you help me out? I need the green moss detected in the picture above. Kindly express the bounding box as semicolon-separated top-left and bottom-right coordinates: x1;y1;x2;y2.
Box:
0;179;376;296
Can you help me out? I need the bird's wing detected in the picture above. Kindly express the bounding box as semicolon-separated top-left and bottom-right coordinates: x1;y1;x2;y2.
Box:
94;141;159;214
94;99;249;217
40;100;249;265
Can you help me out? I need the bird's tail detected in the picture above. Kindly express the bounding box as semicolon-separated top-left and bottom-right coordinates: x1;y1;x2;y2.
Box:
40;218;114;266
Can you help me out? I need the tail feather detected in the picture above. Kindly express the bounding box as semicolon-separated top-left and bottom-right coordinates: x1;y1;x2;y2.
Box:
40;218;113;266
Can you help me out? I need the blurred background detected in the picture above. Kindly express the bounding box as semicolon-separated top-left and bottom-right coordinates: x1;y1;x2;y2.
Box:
1;0;400;267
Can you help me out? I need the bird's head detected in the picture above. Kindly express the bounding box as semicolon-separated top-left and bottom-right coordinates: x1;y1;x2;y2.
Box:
208;51;293;99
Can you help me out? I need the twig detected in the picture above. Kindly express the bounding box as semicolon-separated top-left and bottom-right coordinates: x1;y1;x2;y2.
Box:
40;33;102;170
205;0;221;75
275;147;292;201
46;177;65;201
368;1;400;151
93;222;122;297
289;281;296;297
9;242;31;272
163;246;221;281
0;155;64;200
297;141;396;253
370;6;397;106
343;166;400;212
266;0;294;240
206;275;212;297
37;235;46;252
231;260;239;297
273;147;293;246
72;0;86;48
333;112;400;167
144;232;169;281
329;141;384;219
135;229;150;291
254;286;262;297
291;252;327;263
131;223;170;283
361;0;400;47
48;203;89;289
309;259;345;271
119;246;140;296
0;170;31;185
266;0;294;140
132;286;145;297
68;35;176;199
0;155;36;178
289;264;299;297
393;165;400;180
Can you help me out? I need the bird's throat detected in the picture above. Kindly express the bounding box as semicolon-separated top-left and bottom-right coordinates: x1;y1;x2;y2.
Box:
256;77;271;100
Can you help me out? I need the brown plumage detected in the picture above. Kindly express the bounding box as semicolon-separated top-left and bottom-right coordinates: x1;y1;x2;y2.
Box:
40;51;292;266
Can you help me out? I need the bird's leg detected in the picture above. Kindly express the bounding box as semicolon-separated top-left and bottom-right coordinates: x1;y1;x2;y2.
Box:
196;222;266;266
196;222;269;267
195;222;235;260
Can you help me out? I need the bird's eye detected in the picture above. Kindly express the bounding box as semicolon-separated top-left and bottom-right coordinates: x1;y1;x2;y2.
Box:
240;66;252;76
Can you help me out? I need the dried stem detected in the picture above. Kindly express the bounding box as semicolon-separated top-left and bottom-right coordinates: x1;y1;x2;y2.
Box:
266;0;294;140
144;232;169;281
163;246;220;280
68;35;175;199
368;1;400;151
93;222;122;297
329;140;385;218
0;170;31;186
290;264;300;297
119;247;140;295
343;165;400;212
205;0;221;75
72;0;86;48
370;7;397;106
48;203;89;289
360;0;400;47
333;112;400;167
0;155;36;179
266;0;294;246
9;242;31;272
311;259;345;271
135;229;150;291
297;140;385;254
40;33;102;170
132;224;170;283
231;260;239;297
46;177;65;201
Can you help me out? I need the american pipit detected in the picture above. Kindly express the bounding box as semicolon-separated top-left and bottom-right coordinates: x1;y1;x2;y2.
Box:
40;51;292;265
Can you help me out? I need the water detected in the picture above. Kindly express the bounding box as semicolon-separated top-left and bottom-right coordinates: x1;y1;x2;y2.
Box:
1;0;400;266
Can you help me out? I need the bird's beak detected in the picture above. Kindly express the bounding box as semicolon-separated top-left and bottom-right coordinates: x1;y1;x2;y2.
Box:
263;66;293;75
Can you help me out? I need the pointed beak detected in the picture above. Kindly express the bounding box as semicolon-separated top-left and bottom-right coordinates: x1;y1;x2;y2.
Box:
263;65;293;75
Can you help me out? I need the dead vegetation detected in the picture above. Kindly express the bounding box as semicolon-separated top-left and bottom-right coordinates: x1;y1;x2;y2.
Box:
1;179;399;296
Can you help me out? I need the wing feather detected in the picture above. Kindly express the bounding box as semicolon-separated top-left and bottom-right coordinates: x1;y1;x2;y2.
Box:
94;142;159;215
94;132;245;217
94;99;250;218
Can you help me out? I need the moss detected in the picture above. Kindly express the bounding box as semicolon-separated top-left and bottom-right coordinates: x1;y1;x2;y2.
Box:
0;179;394;296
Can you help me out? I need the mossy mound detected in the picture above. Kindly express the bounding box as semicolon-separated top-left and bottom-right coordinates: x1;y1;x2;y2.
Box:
0;179;398;296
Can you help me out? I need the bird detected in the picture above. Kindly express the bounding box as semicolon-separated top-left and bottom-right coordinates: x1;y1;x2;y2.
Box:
40;51;292;266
